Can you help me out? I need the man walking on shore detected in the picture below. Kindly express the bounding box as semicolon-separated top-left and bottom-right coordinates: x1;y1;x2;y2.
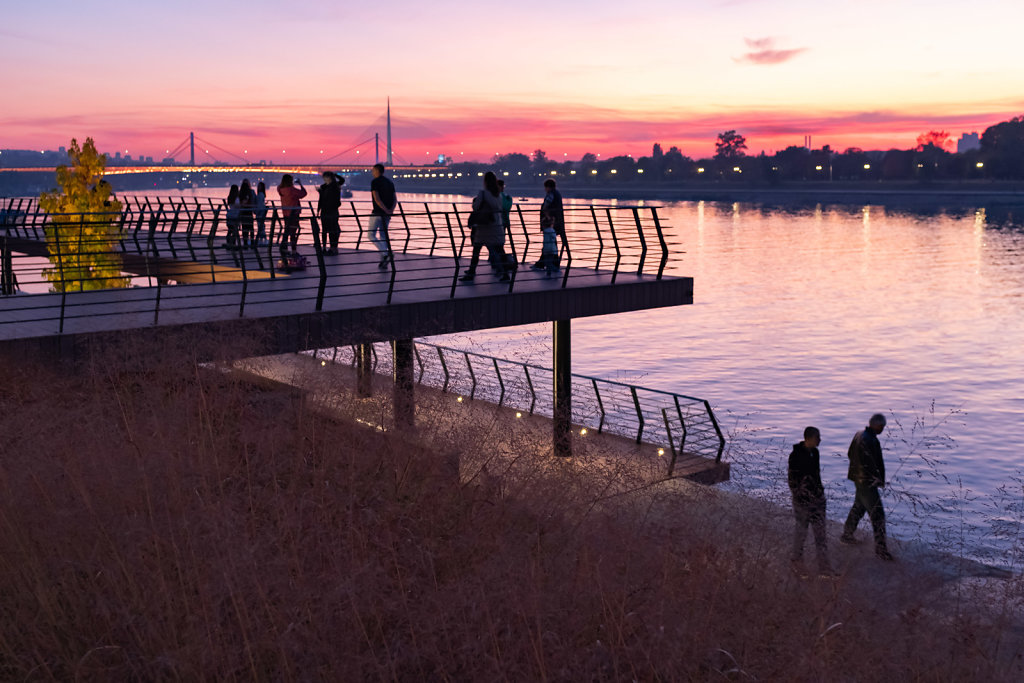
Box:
370;163;397;268
788;426;837;577
841;413;894;561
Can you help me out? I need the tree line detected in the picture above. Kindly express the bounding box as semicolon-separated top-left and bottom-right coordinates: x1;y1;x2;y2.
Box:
439;115;1024;183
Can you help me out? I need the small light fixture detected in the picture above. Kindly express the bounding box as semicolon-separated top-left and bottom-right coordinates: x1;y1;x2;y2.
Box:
515;412;522;418
657;448;665;456
580;428;588;436
456;396;464;403
320;360;326;366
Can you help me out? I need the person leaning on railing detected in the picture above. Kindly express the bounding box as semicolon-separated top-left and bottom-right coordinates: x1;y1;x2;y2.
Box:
277;174;307;256
533;178;564;272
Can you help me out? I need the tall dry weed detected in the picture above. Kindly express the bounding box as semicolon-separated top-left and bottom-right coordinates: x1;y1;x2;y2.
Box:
0;339;1021;681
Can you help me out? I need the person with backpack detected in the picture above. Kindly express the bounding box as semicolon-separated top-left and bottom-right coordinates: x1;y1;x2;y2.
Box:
460;171;509;282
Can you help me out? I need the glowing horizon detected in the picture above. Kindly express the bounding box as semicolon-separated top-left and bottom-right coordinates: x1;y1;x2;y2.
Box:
2;0;1022;164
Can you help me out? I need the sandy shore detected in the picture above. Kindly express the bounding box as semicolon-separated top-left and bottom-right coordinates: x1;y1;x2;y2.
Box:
230;350;1022;646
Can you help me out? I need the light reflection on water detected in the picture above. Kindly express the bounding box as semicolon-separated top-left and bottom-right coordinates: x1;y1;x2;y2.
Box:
438;199;1024;566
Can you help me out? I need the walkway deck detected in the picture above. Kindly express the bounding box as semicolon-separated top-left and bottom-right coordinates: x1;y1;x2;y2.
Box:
0;244;692;355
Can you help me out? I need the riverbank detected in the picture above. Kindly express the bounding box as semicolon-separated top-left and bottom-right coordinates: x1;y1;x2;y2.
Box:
1;341;1021;679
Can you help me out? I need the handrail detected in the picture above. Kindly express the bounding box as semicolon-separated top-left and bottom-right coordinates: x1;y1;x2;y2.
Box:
312;340;726;471
1;196;686;340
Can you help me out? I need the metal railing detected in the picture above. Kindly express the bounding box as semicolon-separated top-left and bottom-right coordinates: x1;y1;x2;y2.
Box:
309;341;725;475
1;195;683;335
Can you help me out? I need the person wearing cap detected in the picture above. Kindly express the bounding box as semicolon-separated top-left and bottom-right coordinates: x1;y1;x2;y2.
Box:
317;171;343;255
841;413;894;561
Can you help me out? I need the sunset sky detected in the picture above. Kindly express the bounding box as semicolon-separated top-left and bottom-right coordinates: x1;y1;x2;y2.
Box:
2;0;1023;163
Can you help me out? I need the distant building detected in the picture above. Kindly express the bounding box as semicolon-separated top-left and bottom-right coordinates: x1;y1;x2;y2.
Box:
957;132;980;154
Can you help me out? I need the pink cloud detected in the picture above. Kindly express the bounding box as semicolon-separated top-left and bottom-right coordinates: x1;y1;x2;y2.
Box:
735;37;808;65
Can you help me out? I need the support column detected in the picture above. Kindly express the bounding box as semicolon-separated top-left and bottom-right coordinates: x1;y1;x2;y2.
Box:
356;343;373;397
392;338;415;429
553;319;572;458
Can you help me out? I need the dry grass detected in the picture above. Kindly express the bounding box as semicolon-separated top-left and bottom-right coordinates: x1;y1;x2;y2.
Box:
1;339;1022;681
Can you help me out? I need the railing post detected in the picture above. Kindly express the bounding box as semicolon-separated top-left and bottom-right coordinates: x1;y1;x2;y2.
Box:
267;208;278;279
705;399;725;463
590;205;604;270
437;346;450;393
606;208;622;284
524;365;536;414
350;200;364;249
451;202;466;259
424;203;439;256
396;202;411;254
148;212;163;324
631;386;644;443
651;206;669;279
663;408;680;477
413;342;425;383
464;352;476;400
493;358;505;405
591;378;606;433
393;339;415;429
553;319;572;457
632;207;647;275
515;203;530;265
356;343;373;397
445;213;459;299
310;214;326;311
53;218;66;333
75;214;85;292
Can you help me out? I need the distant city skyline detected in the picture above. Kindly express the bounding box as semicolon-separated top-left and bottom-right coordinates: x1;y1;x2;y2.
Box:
2;0;1022;163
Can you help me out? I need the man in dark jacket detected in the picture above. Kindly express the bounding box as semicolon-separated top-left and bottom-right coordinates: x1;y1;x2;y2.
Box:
788;426;836;577
841;413;894;560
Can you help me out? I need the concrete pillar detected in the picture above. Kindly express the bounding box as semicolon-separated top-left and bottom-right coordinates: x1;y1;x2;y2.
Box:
392;338;414;429
356;343;373;397
553;319;572;457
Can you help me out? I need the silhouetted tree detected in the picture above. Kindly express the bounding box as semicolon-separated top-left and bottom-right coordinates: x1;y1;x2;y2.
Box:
916;130;951;151
772;145;811;180
492;153;531;173
882;149;914;180
661;146;693;179
980;115;1024;178
714;130;747;159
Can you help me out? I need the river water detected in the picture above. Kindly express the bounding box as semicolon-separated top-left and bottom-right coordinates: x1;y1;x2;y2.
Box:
134;187;1024;566
430;195;1024;568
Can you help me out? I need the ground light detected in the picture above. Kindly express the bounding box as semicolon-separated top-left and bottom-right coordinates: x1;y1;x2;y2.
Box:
657;448;665;456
